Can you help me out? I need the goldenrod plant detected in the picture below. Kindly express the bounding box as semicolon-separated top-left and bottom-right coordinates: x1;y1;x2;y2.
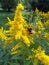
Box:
0;4;49;65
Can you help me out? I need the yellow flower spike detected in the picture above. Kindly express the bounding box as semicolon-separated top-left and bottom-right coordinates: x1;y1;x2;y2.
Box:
0;28;7;41
32;46;49;65
35;52;49;65
4;3;35;48
14;4;24;22
11;43;22;51
11;50;20;55
35;8;39;14
21;35;30;46
36;20;45;31
17;4;24;10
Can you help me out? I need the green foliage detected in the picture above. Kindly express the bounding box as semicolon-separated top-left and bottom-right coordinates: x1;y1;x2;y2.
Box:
17;0;38;11
17;0;49;12
0;0;16;12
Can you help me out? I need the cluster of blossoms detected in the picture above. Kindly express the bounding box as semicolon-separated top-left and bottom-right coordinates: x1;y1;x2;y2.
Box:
27;46;49;65
0;4;49;65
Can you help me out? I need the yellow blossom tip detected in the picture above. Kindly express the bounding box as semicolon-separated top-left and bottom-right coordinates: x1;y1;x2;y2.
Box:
17;4;24;10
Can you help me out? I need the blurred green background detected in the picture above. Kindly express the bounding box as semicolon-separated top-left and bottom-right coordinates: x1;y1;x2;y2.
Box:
0;0;49;12
0;0;49;27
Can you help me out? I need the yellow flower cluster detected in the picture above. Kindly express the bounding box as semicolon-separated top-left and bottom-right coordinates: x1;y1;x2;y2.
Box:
0;28;7;41
36;20;45;31
35;8;39;14
11;43;22;51
40;12;49;18
35;48;49;65
27;46;49;65
43;33;49;41
2;4;35;55
6;4;32;47
11;42;22;54
35;8;49;19
0;4;35;55
36;47;49;65
44;20;49;26
8;6;49;55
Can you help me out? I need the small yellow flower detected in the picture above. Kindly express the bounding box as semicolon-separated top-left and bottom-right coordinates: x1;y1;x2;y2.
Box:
36;20;45;31
17;4;24;10
0;28;7;41
11;43;22;51
40;12;49;18
34;47;49;65
43;33;49;41
44;20;49;26
11;50;20;55
35;8;39;14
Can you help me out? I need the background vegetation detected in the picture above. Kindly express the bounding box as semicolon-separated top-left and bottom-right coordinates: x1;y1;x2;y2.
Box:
0;0;49;12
